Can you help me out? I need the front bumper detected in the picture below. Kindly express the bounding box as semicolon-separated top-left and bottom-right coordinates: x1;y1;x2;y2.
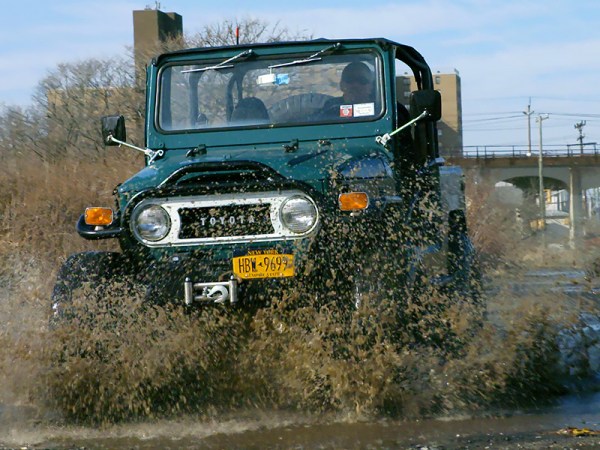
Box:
136;237;310;306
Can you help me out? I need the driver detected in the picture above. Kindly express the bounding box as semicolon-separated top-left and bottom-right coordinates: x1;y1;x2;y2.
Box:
321;61;375;118
339;61;374;104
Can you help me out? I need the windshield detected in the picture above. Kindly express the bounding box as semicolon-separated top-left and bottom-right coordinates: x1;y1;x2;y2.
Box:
157;50;384;132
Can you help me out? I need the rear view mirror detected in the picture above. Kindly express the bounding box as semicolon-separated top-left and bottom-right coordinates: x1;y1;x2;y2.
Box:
101;115;126;146
409;90;441;122
256;73;290;86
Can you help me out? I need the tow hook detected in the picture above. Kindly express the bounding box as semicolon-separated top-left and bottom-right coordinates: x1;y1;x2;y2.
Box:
184;277;238;305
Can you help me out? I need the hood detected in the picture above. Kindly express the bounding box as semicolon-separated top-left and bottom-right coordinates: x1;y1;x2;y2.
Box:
118;137;391;195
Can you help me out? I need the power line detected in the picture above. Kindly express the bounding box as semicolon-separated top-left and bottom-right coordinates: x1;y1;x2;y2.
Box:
529;95;600;104
463;114;524;123
537;112;600;118
463;110;524;116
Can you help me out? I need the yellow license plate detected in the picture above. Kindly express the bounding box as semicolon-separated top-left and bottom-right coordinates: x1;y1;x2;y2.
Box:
233;252;294;279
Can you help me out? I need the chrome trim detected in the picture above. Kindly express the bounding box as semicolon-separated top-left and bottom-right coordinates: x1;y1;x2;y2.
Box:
131;190;319;247
130;204;171;242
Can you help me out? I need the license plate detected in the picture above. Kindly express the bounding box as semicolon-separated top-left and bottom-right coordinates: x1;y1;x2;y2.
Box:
233;251;294;279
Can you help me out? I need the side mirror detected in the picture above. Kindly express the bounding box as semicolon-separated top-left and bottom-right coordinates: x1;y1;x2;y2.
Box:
409;90;441;122
101;115;126;146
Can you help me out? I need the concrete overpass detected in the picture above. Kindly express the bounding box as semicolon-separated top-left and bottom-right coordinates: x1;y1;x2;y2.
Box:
446;143;600;247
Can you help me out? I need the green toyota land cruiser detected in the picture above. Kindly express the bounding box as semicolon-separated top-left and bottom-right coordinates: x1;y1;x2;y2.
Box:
52;38;477;316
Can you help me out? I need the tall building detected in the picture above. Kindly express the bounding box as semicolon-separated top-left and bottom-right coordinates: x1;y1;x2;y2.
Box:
133;9;183;77
396;70;463;157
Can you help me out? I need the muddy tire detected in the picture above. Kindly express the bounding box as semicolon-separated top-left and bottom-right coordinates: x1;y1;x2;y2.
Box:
448;235;483;308
447;210;482;302
51;251;132;324
350;254;397;309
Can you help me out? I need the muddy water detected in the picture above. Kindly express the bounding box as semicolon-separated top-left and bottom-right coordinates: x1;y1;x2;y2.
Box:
4;395;600;449
3;268;600;449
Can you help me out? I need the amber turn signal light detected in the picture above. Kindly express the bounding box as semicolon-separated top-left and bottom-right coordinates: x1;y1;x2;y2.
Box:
338;192;369;211
85;207;114;226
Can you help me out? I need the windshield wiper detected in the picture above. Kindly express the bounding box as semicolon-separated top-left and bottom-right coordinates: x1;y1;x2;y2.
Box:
181;49;254;73
268;43;342;69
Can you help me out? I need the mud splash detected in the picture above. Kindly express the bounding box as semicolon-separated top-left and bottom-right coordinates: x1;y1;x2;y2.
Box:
2;271;581;425
38;287;452;422
2;250;600;449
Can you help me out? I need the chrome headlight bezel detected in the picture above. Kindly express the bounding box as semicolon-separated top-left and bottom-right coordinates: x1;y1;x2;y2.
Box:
131;203;171;242
279;195;319;234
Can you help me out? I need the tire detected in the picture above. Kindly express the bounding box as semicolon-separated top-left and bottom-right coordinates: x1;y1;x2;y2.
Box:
50;251;132;324
447;210;482;302
448;243;482;306
351;255;395;309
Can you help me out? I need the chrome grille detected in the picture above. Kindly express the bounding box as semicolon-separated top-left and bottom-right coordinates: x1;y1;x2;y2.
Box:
129;190;319;247
178;204;274;239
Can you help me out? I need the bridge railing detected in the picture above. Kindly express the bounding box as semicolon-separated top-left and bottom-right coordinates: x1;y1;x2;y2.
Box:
458;142;599;158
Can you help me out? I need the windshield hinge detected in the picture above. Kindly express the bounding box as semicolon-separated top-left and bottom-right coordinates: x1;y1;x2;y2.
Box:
283;139;299;153
187;144;207;157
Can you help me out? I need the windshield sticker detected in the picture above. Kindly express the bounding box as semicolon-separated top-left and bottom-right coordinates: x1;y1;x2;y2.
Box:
353;103;375;117
340;105;353;118
275;74;290;85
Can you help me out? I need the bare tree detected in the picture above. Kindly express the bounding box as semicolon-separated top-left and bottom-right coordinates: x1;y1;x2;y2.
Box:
32;57;144;159
1;18;311;162
0;105;46;160
187;17;311;47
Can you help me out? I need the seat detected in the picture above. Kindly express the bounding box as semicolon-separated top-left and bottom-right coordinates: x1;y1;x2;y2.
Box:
230;97;270;124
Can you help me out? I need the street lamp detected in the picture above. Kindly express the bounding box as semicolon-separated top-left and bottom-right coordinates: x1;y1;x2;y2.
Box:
536;114;549;232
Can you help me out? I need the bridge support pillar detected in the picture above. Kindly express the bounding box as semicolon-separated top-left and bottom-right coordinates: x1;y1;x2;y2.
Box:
569;168;583;249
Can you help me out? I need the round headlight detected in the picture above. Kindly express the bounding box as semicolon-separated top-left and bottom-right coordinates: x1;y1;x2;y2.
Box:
132;204;171;242
280;196;318;234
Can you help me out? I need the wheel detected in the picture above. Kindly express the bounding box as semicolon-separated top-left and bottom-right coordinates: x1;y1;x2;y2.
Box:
451;234;481;296
350;255;394;309
51;251;133;324
447;210;483;303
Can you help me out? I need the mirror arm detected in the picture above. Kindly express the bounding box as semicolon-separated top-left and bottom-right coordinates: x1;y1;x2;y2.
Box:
107;135;164;163
376;109;430;147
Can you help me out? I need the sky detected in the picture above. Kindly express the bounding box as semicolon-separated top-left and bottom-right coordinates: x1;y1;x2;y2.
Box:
1;0;600;148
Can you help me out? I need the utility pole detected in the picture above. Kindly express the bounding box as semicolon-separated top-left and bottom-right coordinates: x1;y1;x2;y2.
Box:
575;120;586;155
523;99;534;157
536;114;550;234
574;120;589;218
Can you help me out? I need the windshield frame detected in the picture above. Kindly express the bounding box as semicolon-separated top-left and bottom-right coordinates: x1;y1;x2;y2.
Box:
154;48;386;134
